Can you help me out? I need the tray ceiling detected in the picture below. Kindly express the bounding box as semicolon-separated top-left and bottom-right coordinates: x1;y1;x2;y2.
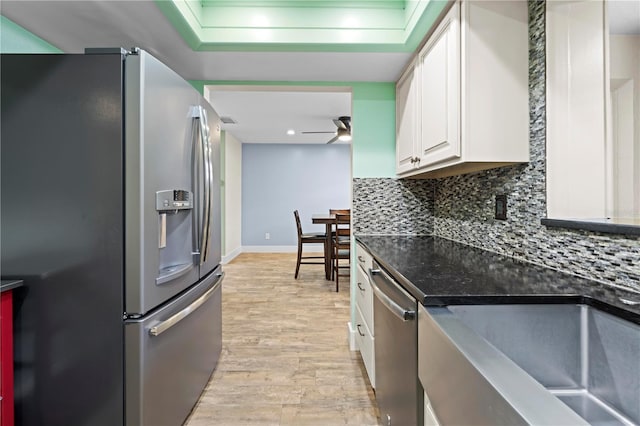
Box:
157;0;447;52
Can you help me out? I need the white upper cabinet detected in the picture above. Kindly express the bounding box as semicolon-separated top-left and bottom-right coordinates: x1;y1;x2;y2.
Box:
418;3;460;167
546;0;607;219
396;0;529;178
396;60;419;174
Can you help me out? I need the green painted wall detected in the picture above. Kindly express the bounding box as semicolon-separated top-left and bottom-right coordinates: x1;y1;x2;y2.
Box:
0;16;62;53
350;83;396;178
190;80;396;178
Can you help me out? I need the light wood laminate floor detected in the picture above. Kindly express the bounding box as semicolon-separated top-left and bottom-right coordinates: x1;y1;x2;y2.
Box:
185;253;381;425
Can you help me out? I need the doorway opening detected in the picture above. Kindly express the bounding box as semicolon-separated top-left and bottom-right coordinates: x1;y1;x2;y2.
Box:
204;85;353;263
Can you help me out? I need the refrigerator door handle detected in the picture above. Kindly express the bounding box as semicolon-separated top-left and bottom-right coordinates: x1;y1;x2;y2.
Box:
190;105;212;265
198;107;212;265
190;109;202;259
149;273;224;337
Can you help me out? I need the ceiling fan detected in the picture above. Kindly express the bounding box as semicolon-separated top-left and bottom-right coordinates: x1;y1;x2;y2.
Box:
301;116;351;144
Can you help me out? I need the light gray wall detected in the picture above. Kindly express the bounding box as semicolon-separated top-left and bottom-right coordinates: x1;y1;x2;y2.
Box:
242;143;350;247
223;131;242;260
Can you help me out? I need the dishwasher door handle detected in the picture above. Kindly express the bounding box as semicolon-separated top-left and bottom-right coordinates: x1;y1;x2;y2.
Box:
369;268;416;322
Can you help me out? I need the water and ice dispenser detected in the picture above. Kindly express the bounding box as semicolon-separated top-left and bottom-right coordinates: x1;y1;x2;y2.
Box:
156;190;194;285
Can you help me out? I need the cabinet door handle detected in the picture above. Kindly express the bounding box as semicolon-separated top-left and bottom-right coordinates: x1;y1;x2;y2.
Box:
357;324;365;337
357;255;365;263
357;282;365;292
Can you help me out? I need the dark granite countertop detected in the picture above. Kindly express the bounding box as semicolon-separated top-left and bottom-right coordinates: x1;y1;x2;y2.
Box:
356;235;640;325
541;217;640;236
1;279;23;293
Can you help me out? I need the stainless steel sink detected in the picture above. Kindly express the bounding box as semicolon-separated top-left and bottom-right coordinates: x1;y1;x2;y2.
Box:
418;304;639;426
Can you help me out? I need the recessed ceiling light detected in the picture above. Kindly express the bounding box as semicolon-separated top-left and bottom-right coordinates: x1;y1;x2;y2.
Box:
287;129;295;135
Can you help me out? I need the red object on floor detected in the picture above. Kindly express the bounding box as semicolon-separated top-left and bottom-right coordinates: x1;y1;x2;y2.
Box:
1;290;14;426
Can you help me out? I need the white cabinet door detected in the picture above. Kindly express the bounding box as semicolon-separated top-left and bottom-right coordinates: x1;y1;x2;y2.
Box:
355;242;373;273
418;2;460;167
353;243;375;388
355;264;374;335
355;304;375;388
396;62;418;174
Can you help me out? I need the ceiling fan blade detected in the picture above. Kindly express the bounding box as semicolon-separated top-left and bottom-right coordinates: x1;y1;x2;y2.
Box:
326;135;339;144
333;119;347;130
301;131;336;134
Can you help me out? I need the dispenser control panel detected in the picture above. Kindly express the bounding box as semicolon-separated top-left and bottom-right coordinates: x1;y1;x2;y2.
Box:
156;190;193;211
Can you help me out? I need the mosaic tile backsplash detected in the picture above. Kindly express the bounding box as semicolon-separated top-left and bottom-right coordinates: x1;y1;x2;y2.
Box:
353;0;640;293
352;178;434;236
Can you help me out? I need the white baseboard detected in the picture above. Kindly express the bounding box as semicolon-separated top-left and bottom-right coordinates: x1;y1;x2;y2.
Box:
348;321;358;351
242;244;323;253
222;246;242;264
222;244;324;262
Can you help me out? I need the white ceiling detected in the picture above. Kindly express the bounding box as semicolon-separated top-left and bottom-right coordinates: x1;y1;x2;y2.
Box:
207;88;352;144
1;0;406;144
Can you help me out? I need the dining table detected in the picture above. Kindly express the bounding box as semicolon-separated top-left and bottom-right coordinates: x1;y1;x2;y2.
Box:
311;213;336;280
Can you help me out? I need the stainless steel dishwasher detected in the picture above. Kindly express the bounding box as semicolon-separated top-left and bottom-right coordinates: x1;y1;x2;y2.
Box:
369;260;423;426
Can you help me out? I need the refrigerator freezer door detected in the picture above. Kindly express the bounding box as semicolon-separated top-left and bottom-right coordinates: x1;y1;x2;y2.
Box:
125;266;223;426
125;50;202;315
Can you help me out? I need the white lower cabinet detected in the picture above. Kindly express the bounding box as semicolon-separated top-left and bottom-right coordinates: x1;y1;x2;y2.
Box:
354;242;375;388
355;264;373;329
354;303;375;388
355;243;373;274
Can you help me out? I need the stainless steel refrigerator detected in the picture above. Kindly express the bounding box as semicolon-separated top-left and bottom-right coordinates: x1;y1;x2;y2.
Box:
1;48;223;426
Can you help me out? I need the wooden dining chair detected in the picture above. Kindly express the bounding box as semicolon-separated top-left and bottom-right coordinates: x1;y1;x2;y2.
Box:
331;213;351;292
326;209;350;281
294;210;326;279
329;210;350;239
329;209;350;215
